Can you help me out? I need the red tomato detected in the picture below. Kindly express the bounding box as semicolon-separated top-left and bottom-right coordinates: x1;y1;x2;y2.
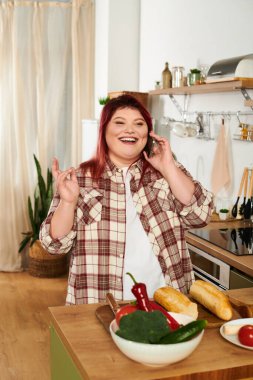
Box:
115;304;138;325
238;325;253;347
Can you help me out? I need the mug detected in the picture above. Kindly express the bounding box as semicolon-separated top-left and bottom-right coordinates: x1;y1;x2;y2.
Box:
172;123;188;138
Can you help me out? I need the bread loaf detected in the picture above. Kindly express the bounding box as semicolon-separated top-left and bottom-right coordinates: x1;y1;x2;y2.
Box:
154;286;198;320
189;280;233;321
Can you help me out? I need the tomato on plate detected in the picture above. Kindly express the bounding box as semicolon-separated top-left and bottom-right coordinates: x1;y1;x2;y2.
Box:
115;304;138;325
238;325;253;347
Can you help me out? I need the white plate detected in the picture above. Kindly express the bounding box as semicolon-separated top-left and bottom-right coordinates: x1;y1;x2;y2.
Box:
220;318;253;350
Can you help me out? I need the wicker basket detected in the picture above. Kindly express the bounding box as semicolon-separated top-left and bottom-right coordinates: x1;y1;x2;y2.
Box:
28;240;68;278
108;91;149;108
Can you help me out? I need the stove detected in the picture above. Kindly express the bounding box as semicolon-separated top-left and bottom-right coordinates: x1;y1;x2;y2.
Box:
189;226;253;256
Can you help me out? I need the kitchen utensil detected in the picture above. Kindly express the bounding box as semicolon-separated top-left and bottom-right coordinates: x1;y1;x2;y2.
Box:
172;122;189;137
251;171;253;217
230;229;238;251
231;168;247;218
239;168;248;216
95;294;125;333
244;170;253;219
106;292;121;315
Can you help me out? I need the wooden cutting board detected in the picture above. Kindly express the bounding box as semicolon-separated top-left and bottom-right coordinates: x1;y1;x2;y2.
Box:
95;301;242;334
226;288;253;318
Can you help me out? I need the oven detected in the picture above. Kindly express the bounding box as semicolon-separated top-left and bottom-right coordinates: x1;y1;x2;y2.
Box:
187;243;253;290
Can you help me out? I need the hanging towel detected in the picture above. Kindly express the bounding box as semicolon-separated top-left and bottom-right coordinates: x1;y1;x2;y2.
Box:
211;120;232;195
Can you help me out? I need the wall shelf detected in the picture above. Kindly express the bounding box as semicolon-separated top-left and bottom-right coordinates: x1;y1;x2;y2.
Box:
149;79;253;96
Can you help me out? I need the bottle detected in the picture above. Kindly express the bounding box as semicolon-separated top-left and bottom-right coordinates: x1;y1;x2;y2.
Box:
240;123;248;140
162;62;172;89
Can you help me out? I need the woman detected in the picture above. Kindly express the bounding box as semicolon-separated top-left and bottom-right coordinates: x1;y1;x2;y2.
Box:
40;95;213;304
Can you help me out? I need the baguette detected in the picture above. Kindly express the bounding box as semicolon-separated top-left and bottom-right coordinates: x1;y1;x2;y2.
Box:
154;286;198;320
189;280;233;321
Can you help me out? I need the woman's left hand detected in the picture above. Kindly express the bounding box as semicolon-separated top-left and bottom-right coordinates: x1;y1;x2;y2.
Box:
143;131;175;175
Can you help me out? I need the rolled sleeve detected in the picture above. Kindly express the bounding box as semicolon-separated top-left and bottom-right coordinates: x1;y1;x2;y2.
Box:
173;182;214;229
40;211;77;255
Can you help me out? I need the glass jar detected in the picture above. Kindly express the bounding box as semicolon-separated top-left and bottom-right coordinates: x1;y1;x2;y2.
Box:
172;66;185;88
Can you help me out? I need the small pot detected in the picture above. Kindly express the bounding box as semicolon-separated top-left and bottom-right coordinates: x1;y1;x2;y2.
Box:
187;72;201;86
219;211;229;221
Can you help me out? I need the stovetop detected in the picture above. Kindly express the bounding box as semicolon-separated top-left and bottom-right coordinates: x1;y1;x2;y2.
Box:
189;226;253;256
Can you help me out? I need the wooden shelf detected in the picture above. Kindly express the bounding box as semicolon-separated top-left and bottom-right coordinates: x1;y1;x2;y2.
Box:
149;79;253;96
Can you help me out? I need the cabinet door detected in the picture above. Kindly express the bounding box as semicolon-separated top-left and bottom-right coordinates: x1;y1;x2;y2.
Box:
50;325;83;380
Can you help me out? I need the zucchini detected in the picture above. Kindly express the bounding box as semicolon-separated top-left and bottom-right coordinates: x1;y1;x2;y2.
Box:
159;319;207;344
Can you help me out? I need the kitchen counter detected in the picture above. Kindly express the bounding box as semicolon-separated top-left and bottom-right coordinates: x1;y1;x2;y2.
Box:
49;288;253;380
186;219;253;277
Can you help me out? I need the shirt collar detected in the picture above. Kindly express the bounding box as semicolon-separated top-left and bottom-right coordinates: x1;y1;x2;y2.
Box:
105;157;144;177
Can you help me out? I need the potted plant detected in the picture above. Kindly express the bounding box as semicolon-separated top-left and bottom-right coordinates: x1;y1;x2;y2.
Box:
187;68;201;86
219;208;229;221
19;154;68;277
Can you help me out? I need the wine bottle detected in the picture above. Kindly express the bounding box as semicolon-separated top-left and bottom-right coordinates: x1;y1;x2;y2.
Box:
162;62;172;89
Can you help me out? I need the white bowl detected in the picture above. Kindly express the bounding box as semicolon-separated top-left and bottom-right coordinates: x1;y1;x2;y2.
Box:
109;312;204;367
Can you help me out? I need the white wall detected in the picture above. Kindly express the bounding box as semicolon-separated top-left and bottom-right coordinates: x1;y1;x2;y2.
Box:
139;0;253;91
94;0;253;210
94;0;140;118
140;0;253;210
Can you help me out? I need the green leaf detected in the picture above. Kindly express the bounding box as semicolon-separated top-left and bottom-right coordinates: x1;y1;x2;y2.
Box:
98;96;110;105
19;154;53;253
30;236;38;247
28;196;36;232
190;68;201;74
18;235;31;253
34;154;47;208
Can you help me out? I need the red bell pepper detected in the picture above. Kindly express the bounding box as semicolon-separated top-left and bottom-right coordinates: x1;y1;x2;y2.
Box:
126;272;180;330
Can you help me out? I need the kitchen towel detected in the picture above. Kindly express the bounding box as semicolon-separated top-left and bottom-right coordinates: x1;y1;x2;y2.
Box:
211;120;232;196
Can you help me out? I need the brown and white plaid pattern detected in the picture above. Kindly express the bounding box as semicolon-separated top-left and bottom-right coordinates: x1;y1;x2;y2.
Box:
40;159;213;304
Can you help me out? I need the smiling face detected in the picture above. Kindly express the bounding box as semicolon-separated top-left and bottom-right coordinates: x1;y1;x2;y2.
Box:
105;107;148;167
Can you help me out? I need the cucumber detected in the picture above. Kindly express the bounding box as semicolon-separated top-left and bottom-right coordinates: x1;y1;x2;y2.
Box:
159;319;207;344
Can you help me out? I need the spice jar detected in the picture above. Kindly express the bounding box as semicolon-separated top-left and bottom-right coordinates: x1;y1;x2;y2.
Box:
240;123;248;140
172;66;185;88
247;125;253;141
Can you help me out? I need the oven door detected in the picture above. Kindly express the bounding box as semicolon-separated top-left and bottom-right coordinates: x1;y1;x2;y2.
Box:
187;243;230;290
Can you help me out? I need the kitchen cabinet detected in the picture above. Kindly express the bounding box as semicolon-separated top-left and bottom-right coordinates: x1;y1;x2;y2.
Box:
49;289;253;380
50;326;83;380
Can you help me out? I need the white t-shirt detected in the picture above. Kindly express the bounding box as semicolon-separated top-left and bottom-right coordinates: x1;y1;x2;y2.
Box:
122;167;166;300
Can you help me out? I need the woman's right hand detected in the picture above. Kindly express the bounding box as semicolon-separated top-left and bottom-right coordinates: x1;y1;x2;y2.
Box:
52;158;80;205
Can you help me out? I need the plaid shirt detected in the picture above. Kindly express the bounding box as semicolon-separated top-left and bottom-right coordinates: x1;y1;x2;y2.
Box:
40;159;213;304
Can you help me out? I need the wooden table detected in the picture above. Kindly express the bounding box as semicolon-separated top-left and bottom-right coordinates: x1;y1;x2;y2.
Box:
49;288;253;380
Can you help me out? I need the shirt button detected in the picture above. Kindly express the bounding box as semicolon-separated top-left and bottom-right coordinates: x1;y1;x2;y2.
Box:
117;278;121;283
120;184;124;188
119;253;124;258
